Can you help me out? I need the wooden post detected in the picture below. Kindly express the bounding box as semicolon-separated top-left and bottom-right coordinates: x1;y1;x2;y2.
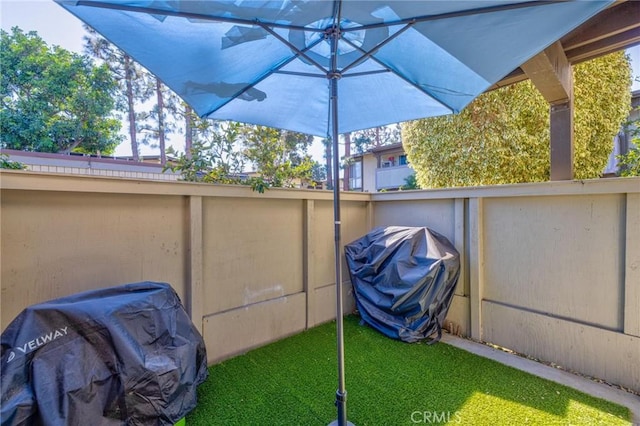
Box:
522;41;574;181
625;193;640;337
454;198;467;297
469;198;485;340
303;199;316;329
188;195;204;333
366;198;374;231
549;101;574;181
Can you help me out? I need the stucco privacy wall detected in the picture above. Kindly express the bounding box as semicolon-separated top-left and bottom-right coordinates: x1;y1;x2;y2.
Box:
200;196;368;361
0;171;367;365
1;190;188;310
371;178;640;392
1;171;638;391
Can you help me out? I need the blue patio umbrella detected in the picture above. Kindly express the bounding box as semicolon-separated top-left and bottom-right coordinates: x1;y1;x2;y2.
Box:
55;1;613;424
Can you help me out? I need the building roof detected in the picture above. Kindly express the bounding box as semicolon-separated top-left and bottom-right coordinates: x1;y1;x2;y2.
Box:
348;142;405;160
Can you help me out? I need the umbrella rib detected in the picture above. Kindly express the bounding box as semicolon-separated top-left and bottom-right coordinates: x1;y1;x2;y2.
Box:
340;70;391;78
258;25;329;75
334;0;343;28
331;0;343;75
340;21;414;75
75;1;323;32
342;0;559;32
274;70;327;78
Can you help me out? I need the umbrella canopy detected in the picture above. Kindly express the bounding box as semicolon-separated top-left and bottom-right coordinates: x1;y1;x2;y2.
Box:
57;0;610;137
55;1;613;425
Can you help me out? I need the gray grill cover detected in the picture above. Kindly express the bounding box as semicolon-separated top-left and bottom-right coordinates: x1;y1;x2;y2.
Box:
1;282;207;425
345;227;460;343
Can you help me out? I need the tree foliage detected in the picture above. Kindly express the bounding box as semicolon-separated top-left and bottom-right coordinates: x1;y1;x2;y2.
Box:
400;173;419;190
617;107;640;177
351;124;401;154
242;126;314;188
138;75;181;165
403;52;632;188
0;153;25;169
617;146;640;177
83;26;149;160
0;27;121;154
166;121;315;192
167;120;246;183
311;162;327;182
320;137;334;189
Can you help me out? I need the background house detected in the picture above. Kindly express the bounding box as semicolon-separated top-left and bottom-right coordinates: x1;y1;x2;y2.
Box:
347;142;414;192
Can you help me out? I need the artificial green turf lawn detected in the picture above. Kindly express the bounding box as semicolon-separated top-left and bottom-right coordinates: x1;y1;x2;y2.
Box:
187;315;631;425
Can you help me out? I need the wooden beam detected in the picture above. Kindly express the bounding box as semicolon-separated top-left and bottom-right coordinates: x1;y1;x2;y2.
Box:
565;27;640;64
487;68;527;91
560;0;640;51
521;41;572;105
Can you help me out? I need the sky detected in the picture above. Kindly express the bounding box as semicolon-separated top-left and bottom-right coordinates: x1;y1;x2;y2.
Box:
2;0;639;159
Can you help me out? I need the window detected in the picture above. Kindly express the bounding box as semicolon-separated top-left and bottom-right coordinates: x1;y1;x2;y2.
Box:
349;161;362;190
399;155;408;165
381;161;392;168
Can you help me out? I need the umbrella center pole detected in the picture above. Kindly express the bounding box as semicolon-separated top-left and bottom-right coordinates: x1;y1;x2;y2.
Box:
327;20;354;426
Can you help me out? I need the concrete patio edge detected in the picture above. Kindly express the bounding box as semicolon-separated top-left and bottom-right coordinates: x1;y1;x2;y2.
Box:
440;334;640;424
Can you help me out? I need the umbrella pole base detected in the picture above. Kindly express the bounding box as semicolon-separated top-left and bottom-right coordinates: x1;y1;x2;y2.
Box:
328;389;354;426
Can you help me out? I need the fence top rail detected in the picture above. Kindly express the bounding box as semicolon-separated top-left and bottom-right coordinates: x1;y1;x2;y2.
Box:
0;170;371;202
2;170;638;201
371;177;640;201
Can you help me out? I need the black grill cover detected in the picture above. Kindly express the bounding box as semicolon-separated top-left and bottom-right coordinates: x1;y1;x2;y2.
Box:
345;227;460;343
1;282;208;425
